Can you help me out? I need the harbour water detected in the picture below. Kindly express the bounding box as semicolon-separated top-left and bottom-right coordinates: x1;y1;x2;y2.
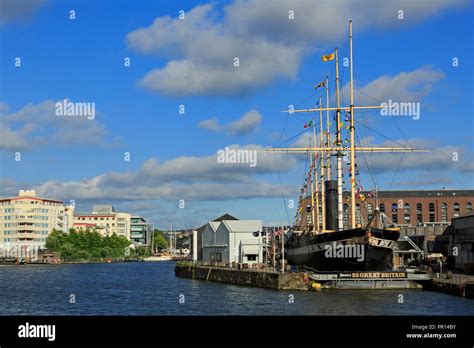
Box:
1;261;473;316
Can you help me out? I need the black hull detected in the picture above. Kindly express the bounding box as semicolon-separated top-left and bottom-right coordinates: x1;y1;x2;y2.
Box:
286;228;399;272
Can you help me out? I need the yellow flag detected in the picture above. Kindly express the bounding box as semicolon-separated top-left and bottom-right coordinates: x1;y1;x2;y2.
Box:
321;52;335;62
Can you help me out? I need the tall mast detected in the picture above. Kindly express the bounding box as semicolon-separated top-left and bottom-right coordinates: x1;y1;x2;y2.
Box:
335;47;343;230
349;20;356;229
309;136;316;231
313;120;320;232
325;76;331;181
319;96;326;231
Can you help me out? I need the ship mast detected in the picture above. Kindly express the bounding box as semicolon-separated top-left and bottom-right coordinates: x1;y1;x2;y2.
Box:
349;20;356;229
319;96;326;231
335;47;343;230
309;135;316;232
266;20;429;232
312;120;320;232
325;76;331;181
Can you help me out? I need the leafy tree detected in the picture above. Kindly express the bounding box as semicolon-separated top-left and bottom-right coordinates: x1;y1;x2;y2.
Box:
152;230;169;251
45;228;132;261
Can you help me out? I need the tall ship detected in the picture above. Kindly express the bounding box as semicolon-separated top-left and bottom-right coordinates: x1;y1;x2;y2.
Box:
267;21;427;272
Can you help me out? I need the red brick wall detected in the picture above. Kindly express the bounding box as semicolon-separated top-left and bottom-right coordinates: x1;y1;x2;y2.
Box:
299;192;473;229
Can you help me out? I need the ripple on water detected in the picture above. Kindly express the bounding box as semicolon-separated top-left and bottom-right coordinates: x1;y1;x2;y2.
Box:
0;263;473;315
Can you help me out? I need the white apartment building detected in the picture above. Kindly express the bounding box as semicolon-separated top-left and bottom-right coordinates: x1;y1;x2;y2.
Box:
0;190;74;248
74;205;131;240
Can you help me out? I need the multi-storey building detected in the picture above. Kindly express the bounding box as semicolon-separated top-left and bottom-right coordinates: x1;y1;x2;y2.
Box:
301;189;474;229
73;205;131;240
130;216;152;246
0;190;74;248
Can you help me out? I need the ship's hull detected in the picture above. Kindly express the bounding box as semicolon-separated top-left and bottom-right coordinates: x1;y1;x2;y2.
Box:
286;228;399;271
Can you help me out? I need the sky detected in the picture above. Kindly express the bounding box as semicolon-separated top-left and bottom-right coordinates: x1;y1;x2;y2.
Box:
0;0;473;229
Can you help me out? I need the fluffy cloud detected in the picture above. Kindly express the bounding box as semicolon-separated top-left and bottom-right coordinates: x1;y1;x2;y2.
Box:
199;109;262;135
0;0;46;25
356;137;473;174
126;0;467;96
0;100;118;151
341;66;445;105
20;145;298;202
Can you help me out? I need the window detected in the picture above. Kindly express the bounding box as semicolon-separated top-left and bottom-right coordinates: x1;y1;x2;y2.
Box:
441;203;448;222
429;203;435;222
246;254;257;261
392;213;398;224
404;203;410;224
367;203;373;214
367;203;373;220
391;203;398;223
379;203;385;213
468;203;473;215
453;203;460;218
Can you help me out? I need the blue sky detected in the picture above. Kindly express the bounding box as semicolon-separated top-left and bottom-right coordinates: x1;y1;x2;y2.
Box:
0;0;473;229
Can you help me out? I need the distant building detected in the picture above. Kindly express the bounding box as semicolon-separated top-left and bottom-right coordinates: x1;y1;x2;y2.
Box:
130;216;152;246
195;214;238;261
0;190;74;248
301;189;474;229
448;215;474;271
200;214;263;264
74;205;131;240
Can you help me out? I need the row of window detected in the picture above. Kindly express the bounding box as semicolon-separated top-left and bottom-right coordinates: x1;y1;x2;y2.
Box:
0;201;61;206
339;202;473;225
3;223;49;227
2;216;51;221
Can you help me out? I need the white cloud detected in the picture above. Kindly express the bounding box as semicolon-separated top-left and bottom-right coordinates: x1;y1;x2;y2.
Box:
341;66;445;105
199;109;262;135
228;110;262;135
0;100;118;151
13;144;299;202
198;118;222;132
357;137;473;174
0;0;46;25
126;0;467;96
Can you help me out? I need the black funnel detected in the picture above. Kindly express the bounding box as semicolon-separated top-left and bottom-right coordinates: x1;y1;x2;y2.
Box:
325;180;338;230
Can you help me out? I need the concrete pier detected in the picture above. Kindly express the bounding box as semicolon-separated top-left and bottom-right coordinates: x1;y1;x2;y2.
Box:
422;273;474;298
175;262;310;290
175;262;426;291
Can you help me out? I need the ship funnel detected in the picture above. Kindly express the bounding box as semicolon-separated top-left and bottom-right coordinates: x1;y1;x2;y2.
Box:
325;180;338;230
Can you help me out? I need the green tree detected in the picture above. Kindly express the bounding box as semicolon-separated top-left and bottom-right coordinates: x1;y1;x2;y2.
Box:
152;230;169;251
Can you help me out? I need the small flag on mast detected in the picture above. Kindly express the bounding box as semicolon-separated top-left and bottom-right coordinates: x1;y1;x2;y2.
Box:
304;119;314;128
321;52;335;62
315;81;325;89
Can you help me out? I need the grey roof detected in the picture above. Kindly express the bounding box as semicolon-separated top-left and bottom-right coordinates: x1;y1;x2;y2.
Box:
92;205;115;214
212;213;238;221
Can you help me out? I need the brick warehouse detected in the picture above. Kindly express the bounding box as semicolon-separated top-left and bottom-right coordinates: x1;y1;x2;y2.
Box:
300;190;474;230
